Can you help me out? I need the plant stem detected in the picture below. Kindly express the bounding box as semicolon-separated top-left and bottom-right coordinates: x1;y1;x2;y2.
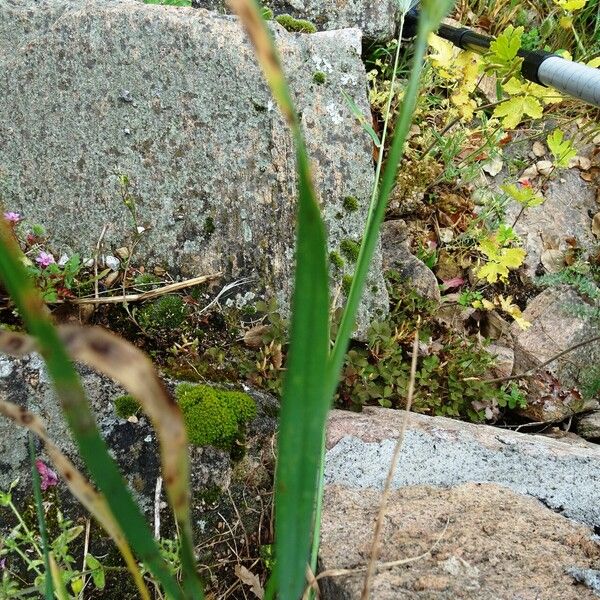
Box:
367;18;406;223
9;502;43;559
29;433;53;600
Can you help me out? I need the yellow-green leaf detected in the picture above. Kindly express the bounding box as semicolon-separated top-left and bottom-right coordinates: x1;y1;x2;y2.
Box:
501;247;526;269
494;95;543;129
547;129;577;167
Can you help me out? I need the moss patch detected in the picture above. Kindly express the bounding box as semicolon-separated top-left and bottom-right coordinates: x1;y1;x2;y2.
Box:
137;295;189;334
113;394;140;419
329;251;344;270
203;216;215;237
340;239;360;263
313;71;326;84
275;14;317;33
343;196;359;212
342;274;353;295
175;383;257;450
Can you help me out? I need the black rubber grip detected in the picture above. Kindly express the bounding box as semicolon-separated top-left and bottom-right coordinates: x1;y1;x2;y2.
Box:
518;49;556;85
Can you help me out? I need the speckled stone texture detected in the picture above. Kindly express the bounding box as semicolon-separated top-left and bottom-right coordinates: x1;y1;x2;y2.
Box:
325;407;600;528
319;483;600;599
192;0;401;42
0;0;387;331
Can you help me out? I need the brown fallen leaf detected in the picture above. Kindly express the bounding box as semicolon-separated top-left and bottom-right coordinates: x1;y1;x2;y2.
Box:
235;565;264;599
243;324;270;348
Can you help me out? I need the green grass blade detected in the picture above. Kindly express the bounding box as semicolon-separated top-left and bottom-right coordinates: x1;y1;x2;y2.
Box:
325;0;454;396
28;433;53;600
226;1;330;597
0;219;185;598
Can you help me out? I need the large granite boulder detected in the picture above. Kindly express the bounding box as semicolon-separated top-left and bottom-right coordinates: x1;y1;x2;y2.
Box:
192;0;402;42
319;483;600;599
322;407;600;598
0;0;387;331
325;407;600;528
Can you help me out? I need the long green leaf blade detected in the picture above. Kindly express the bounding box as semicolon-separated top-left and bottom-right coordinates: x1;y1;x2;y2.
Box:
226;1;330;597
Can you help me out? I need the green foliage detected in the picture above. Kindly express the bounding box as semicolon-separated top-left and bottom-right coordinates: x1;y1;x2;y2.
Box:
261;6;274;20
477;232;526;283
0;480;107;598
137;295;189;334
274;14;317;33
133;273;161;289
342;196;359;212
113;394;140;419
486;25;524;77
175;383;256;449
501;183;545;208
547;129;577;167
342;274;353;295
340;239;360;263
312;71;326;84
337;280;526;421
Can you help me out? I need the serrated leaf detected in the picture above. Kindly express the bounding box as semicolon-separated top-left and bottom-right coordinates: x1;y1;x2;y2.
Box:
547;129;577;167
554;0;587;11
493;95;543;129
501;183;545;207
501;247;526;269
477;261;507;283
478;238;500;261
490;25;523;61
428;33;456;78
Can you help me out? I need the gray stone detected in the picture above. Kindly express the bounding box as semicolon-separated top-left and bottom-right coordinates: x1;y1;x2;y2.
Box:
567;568;600;597
381;219;441;303
510;286;600;422
0;0;387;333
505;165;598;279
192;0;401;42
486;343;514;379
319;483;600;600
325;407;600;528
577;411;600;441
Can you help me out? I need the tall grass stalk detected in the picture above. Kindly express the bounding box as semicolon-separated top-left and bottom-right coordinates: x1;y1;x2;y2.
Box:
230;0;452;597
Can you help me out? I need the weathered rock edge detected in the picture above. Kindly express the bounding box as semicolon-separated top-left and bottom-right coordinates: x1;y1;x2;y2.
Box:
192;0;402;42
0;0;387;331
325;407;600;528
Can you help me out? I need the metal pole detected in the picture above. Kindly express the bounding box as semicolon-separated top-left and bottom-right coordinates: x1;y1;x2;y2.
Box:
404;7;600;107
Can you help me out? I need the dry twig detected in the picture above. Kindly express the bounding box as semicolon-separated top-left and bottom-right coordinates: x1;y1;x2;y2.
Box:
361;328;420;599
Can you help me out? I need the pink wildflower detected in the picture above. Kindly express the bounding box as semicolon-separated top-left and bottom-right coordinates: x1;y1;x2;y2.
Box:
35;251;55;268
35;459;58;491
3;212;21;224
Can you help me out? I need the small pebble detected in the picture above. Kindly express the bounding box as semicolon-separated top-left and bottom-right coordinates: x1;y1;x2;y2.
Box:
104;254;120;271
532;141;546;157
536;160;553;176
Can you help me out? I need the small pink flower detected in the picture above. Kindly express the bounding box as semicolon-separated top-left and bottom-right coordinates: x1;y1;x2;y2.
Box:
3;212;21;224
35;459;58;491
35;251;55;268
